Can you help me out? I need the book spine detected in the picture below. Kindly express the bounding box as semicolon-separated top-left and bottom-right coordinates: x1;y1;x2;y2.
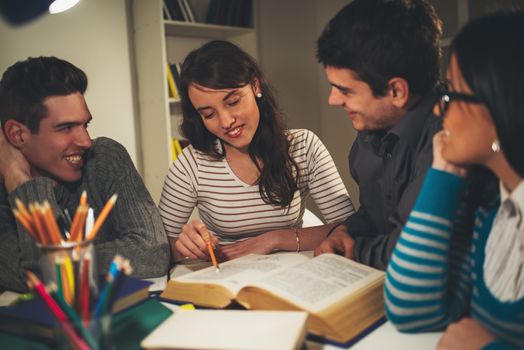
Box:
170;63;182;94
176;0;190;22
163;2;172;20
166;64;179;99
180;0;195;22
165;0;184;21
205;0;219;24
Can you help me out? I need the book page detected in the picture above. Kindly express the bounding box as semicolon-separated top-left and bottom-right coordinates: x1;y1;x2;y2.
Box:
0;291;21;307
252;254;385;312
174;253;310;294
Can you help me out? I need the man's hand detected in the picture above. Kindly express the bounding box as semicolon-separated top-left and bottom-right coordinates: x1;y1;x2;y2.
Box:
437;318;495;350
314;225;355;259
0;128;31;192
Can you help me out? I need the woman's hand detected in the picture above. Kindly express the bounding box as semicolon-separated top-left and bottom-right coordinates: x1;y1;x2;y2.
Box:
174;219;219;261
218;231;279;261
432;131;467;177
437;318;495;350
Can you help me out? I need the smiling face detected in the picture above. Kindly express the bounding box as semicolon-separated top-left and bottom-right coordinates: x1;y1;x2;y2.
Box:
324;65;403;132
188;82;260;153
435;55;497;167
21;92;93;183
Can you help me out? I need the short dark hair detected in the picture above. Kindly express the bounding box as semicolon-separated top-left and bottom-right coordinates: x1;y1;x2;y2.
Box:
452;11;524;178
0;56;87;133
317;0;442;97
180;40;299;208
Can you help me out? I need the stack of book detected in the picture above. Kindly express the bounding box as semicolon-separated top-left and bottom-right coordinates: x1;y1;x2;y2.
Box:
166;62;182;101
163;0;253;28
206;0;253;27
163;0;195;22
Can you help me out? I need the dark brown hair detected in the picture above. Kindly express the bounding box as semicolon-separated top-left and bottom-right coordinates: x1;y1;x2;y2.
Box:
179;40;299;208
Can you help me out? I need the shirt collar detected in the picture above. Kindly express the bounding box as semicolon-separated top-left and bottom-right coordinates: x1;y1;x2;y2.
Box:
500;180;524;228
387;92;437;150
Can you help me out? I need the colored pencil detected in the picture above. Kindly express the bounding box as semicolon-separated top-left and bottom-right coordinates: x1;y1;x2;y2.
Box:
26;272;91;350
12;208;37;238
86;194;117;241
80;257;91;326
94;255;122;318
202;230;220;272
51;285;98;350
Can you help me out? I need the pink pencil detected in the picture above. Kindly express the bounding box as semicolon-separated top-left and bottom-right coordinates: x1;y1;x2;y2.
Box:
27;272;91;350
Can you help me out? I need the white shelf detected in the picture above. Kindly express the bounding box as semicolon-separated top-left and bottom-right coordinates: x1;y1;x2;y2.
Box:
132;0;258;202
164;21;253;38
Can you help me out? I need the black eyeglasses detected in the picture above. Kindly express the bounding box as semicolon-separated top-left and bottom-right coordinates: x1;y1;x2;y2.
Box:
435;83;482;117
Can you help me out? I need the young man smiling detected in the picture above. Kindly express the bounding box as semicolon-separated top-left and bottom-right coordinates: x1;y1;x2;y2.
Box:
0;56;170;292
314;0;443;270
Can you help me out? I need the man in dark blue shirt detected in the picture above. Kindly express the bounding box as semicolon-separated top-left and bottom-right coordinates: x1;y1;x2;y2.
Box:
314;0;442;270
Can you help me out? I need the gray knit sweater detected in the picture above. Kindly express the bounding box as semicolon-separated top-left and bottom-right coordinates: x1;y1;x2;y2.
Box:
0;137;170;292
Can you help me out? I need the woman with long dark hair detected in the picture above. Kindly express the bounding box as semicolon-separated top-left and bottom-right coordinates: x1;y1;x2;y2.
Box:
159;40;354;263
384;11;524;349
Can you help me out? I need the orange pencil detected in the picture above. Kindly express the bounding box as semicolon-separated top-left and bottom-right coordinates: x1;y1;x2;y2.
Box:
86;194;117;241
12;209;37;238
29;203;49;244
42;202;62;244
202;231;220;272
79;190;87;207
70;205;88;242
15;198;33;224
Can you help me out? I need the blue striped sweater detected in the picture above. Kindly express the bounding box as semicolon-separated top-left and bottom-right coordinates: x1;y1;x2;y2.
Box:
384;168;524;349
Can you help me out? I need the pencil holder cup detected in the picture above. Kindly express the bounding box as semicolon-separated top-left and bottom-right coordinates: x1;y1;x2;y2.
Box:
37;240;99;305
55;313;114;350
93;314;114;350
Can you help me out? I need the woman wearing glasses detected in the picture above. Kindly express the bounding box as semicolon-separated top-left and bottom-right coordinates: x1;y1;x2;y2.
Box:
384;11;524;349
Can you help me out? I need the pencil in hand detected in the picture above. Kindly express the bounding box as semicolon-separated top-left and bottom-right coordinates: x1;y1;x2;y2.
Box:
202;230;220;273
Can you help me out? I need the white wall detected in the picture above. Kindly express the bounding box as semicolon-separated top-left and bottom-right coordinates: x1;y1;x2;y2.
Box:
314;1;359;207
257;0;359;210
0;0;139;165
0;0;359;206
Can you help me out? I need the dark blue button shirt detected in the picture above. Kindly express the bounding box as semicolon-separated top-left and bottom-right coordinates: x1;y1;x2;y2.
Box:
345;93;442;270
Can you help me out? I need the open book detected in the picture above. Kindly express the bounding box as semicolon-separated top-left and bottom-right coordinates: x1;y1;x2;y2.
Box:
160;253;385;343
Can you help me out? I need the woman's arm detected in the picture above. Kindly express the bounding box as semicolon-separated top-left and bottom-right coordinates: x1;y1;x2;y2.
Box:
385;168;472;332
301;129;356;223
218;222;344;260
158;148;199;262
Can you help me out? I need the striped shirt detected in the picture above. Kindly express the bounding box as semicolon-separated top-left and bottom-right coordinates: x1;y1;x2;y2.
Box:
384;168;524;349
159;129;354;242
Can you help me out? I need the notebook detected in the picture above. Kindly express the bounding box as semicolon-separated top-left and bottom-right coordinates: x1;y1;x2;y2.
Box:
141;309;308;350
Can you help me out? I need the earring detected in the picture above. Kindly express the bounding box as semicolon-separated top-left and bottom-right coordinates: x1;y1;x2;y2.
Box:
491;140;501;153
256;93;262;98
